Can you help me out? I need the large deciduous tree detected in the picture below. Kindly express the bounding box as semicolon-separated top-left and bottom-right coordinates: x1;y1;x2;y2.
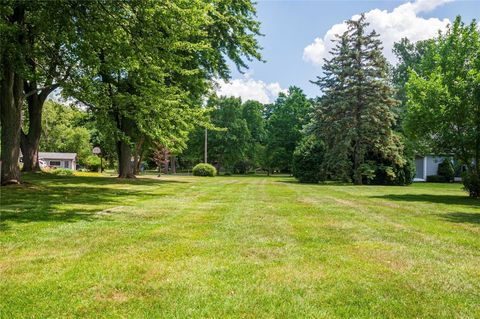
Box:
392;38;434;130
264;86;312;173
65;0;261;178
404;17;480;197
1;2;80;183
312;14;403;185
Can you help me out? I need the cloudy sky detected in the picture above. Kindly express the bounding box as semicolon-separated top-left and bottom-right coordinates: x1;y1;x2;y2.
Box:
216;0;479;103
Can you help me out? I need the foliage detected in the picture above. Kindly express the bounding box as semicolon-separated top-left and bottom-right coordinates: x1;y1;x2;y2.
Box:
182;96;269;173
312;15;403;184
462;171;480;198
151;143;170;174
392;38;434;129
192;163;217;177
437;159;455;183
84;155;101;172
0;1;85;180
264;87;312;173
40;101;92;164
62;1;262;178
404;17;480;196
366;156;415;186
427;175;447;183
206;97;251;172
49;168;74;176
292;135;325;183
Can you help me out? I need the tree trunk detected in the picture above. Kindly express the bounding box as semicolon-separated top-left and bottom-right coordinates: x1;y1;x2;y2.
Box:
1;6;25;185
117;139;135;178
133;136;144;175
353;140;363;185
171;155;176;174
20;92;46;171
0;68;23;185
163;160;169;175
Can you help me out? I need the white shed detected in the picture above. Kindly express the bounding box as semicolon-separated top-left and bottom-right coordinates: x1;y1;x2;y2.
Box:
38;152;77;170
414;155;462;182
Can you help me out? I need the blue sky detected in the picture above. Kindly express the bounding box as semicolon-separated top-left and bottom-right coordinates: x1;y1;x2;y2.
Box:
216;0;479;102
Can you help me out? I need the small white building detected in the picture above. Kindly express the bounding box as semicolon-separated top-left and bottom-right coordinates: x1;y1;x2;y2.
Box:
414;155;462;182
38;152;77;170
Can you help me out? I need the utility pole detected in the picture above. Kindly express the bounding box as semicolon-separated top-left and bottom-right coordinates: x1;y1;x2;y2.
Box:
204;127;208;163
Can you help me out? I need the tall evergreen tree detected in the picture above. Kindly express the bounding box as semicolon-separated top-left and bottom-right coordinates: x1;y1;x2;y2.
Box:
312;14;403;185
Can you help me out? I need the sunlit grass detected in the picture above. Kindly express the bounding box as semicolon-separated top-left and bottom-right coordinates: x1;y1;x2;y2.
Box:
1;173;479;318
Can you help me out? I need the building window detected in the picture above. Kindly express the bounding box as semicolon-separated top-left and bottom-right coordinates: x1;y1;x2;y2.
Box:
64;161;69;169
49;161;61;166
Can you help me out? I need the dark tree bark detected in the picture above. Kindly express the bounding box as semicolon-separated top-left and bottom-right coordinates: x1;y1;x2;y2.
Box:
117;139;135;178
20;85;52;172
115;115;135;179
171;155;176;174
0;6;25;185
0;68;23;185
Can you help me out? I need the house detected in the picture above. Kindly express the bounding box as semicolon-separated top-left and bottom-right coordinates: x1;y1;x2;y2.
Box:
38;152;77;170
414;155;462;182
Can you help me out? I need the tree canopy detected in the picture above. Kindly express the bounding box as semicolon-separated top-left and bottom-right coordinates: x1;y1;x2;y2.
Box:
404;17;480;196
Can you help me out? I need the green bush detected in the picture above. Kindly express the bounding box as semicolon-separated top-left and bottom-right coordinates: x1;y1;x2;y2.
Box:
292;136;325;183
85;155;101;172
192;163;217;177
437;159;455;182
462;171;480;198
426;175;446;183
50;168;74;176
366;158;414;186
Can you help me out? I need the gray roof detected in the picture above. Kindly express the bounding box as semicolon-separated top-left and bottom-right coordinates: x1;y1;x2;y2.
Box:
39;152;77;160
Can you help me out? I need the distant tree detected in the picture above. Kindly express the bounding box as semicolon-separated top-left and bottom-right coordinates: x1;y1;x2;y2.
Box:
207;97;251;172
39;101;92;164
265;87;312;173
0;2;82;183
64;0;261;179
404;17;480;197
312;14;404;185
392;38;434;129
151;143;170;176
292;135;325;183
242;100;267;170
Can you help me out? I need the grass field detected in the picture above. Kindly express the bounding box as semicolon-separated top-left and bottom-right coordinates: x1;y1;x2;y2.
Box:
1;173;479;318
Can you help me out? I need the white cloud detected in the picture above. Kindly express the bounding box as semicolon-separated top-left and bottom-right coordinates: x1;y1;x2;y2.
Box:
215;77;286;104
303;0;453;66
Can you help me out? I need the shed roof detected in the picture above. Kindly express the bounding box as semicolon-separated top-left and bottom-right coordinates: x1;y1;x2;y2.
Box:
39;152;77;160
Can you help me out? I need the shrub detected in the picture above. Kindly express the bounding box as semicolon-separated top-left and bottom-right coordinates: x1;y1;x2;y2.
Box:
292;136;325;183
85;155;101;172
192;163;217;177
462;171;480;198
367;159;415;186
426;175;446;183
50;168;74;176
437;159;455;182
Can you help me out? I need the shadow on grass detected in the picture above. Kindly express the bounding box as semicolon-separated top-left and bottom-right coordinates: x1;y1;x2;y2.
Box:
277;180;352;186
439;212;480;224
371;194;479;207
0;173;187;226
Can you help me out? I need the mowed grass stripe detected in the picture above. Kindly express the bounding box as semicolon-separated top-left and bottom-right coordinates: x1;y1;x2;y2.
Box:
0;174;479;318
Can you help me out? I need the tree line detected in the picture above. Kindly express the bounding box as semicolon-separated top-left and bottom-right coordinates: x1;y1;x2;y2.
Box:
1;3;478;197
1;0;261;183
182;15;480;197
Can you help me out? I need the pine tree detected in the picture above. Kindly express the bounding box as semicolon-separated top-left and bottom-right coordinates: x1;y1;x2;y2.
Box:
312;14;402;185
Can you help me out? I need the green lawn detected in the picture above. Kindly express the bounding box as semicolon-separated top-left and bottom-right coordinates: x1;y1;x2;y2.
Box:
1;173;479;318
